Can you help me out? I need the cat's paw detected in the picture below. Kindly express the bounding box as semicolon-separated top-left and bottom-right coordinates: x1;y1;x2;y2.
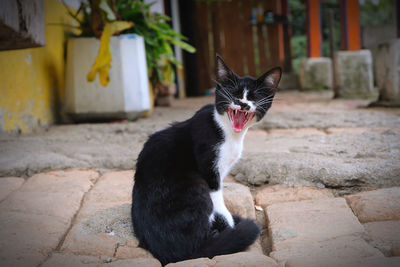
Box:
223;211;235;228
210;211;235;229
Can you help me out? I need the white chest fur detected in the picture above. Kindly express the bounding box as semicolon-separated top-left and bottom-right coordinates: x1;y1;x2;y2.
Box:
209;109;247;227
215;129;245;180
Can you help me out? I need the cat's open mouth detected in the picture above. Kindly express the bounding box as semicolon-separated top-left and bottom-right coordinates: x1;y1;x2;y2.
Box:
227;108;255;133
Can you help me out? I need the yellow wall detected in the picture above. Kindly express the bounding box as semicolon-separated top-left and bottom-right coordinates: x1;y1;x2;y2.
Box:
0;0;74;133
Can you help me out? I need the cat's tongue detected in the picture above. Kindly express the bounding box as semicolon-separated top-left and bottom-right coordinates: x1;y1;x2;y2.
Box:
232;111;246;133
228;109;253;133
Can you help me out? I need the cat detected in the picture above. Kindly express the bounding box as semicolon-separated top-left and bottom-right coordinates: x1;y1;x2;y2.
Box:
131;55;281;265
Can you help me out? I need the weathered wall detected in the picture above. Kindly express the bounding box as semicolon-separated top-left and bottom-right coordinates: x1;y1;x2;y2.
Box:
0;0;75;133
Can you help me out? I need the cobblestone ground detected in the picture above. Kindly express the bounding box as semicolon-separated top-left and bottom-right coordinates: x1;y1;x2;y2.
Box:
1;91;400;266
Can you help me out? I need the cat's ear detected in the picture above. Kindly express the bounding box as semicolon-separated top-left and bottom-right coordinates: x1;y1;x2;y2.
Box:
216;54;234;81
257;67;282;91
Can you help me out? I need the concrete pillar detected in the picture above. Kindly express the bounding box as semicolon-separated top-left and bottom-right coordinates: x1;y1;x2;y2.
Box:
334;0;377;98
298;58;333;91
334;50;376;99
374;40;400;106
299;0;333;91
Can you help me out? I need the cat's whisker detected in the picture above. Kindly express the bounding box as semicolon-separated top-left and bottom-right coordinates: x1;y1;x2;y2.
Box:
220;87;234;102
255;101;274;108
254;86;276;93
257;100;275;106
256;100;274;105
255;98;275;105
218;92;233;104
216;89;233;102
256;95;275;102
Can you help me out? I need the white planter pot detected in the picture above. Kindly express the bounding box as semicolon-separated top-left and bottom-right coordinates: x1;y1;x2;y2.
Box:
65;34;150;121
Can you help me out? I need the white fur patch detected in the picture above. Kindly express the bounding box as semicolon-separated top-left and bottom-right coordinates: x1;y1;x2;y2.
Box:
209;109;249;227
213;109;247;179
239;88;256;112
209;190;234;227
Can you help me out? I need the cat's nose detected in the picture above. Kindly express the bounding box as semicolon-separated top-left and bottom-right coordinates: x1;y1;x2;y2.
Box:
238;102;251;110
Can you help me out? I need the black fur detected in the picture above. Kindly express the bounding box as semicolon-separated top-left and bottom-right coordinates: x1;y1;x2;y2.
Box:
131;56;281;265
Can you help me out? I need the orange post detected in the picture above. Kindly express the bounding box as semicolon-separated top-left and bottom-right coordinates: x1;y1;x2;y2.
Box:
340;0;361;50
277;0;285;64
306;0;322;57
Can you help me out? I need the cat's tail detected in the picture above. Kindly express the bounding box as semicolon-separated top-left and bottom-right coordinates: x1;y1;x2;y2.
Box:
192;217;260;259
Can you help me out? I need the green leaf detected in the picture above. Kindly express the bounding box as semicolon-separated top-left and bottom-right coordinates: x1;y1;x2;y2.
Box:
169;38;196;53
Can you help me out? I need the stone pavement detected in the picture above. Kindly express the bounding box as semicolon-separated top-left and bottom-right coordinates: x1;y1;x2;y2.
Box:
1;91;400;266
1;170;400;266
1;91;400;194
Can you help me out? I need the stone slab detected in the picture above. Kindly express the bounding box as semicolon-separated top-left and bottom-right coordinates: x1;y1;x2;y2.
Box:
270;235;383;265
233;128;400;188
213;252;278;267
166;257;216;267
42;253;103;267
286;255;400;267
42;253;162;267
375;39;400;103
0;170;98;267
0;170;99;223
345;187;400;223
2;91;400;193
363;220;400;256
245;239;263;254
115;244;154;259
108;258;162;267
167;252;278;267
298;57;332;90
0;212;68;267
61;171;136;257
254;185;333;208
77;170;134;219
20;169;99;193
2;190;86;222
266;198;365;251
223;182;256;219
0;177;24;201
334;50;376;98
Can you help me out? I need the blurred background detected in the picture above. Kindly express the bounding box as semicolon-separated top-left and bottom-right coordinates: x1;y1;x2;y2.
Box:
0;0;399;134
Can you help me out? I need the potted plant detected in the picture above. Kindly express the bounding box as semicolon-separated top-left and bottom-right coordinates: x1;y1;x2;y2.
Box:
116;0;195;106
64;0;195;121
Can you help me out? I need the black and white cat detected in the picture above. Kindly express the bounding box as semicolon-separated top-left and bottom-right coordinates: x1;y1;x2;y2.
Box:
131;55;281;265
